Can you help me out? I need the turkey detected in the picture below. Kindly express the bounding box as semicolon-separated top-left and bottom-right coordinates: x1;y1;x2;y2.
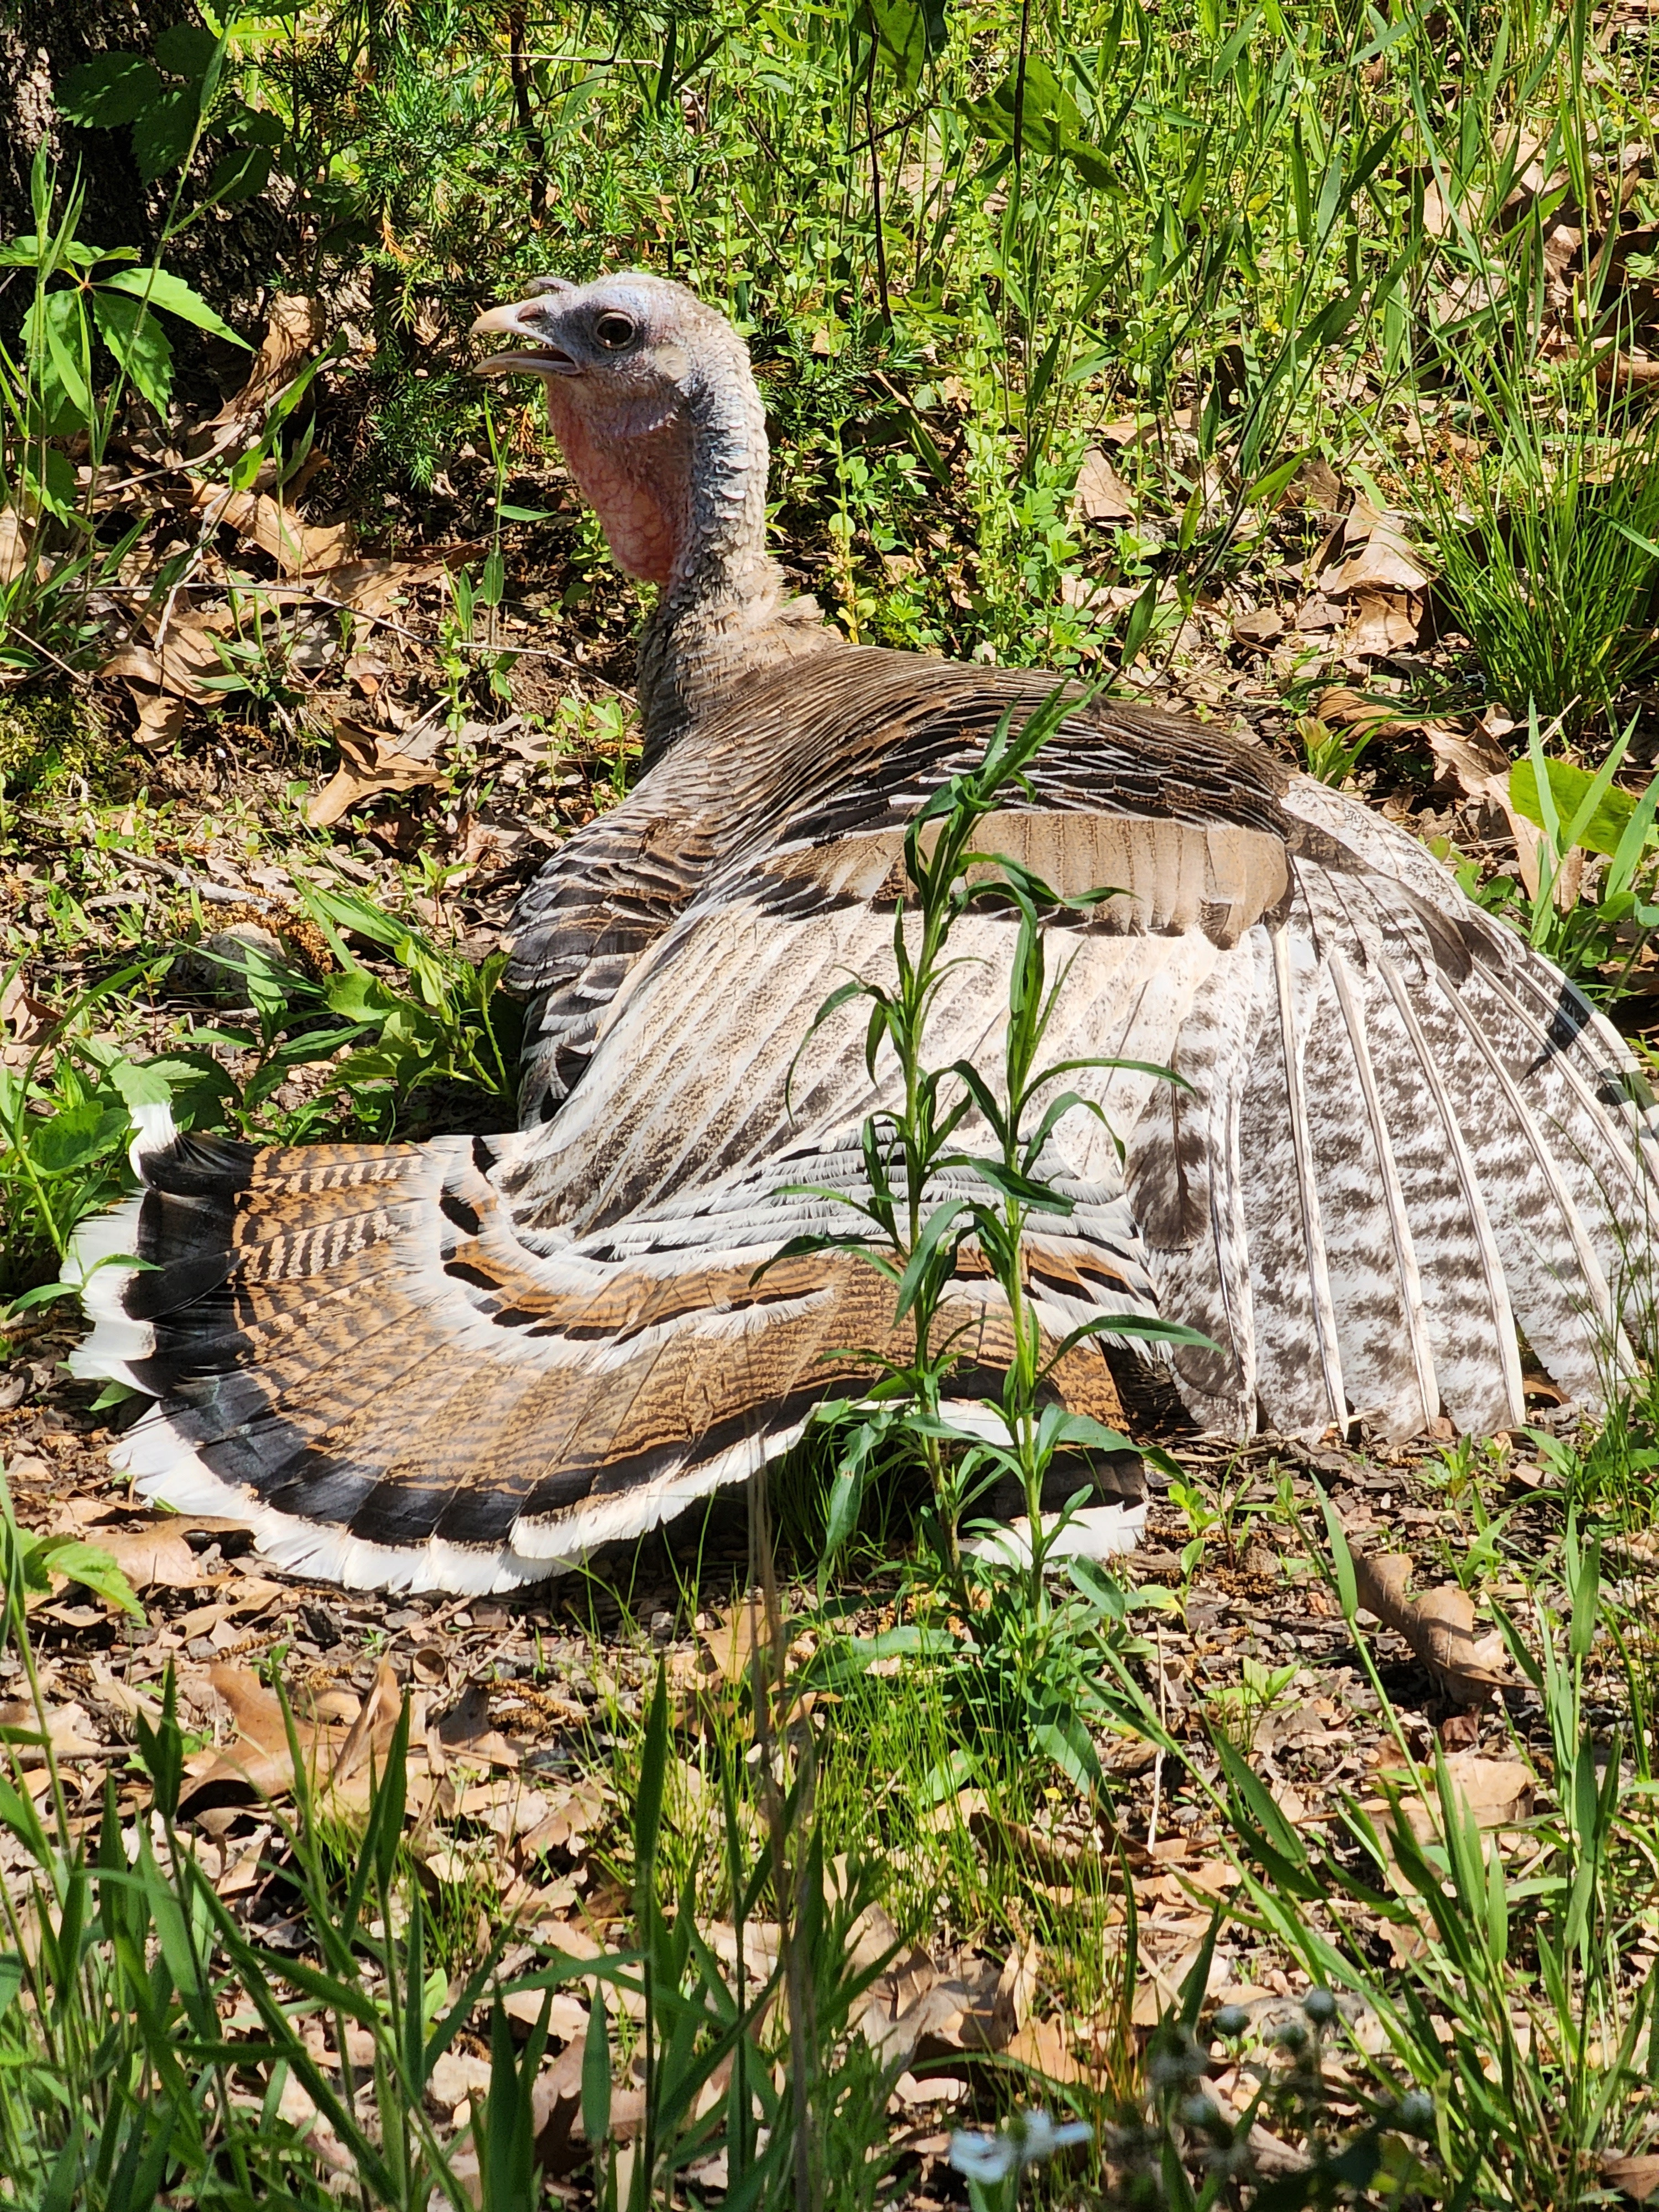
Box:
66;272;1659;1594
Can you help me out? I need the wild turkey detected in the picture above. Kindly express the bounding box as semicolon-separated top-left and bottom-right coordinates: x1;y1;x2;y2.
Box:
68;272;1658;1593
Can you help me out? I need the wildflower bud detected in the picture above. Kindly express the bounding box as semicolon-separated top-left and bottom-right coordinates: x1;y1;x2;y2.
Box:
1211;2005;1250;2039
1273;2020;1309;2054
1301;1988;1337;2026
1397;2091;1435;2136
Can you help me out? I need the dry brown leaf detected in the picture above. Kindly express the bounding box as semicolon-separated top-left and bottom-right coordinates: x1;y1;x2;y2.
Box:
332;1659;404;1787
1397;1752;1533;1842
206;296;325;427
1352;1551;1514;1704
0;508;31;586
436;1682;520;1768
1074;448;1135;524
1231;606;1284;646
1;971;56;1069
103;607;230;705
186;479;354;577
184;1662;349;1805
1131;1944;1221;2026
698;1595;764;1686
127;688;188;750
1421;721;1547;893
1341;589;1423;659
1284;456;1343;513
97;1527;202;1590
0;1699;102;1761
1326;504;1430;596
321;554;446;624
306;720;447;828
1005;2015;1092;2084
1606;1527;1659;1574
501;1987;590;2041
1604;2154;1659;2204
519;1778;607;1858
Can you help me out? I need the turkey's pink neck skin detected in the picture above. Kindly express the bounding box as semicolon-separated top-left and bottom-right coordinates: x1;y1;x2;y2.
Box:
539;337;825;755
543;386;692;587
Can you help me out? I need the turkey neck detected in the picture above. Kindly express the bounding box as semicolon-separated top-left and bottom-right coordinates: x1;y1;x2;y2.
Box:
633;346;838;765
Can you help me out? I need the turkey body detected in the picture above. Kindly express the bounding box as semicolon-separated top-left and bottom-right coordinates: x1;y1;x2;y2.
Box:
70;648;1657;1592
65;273;1659;1594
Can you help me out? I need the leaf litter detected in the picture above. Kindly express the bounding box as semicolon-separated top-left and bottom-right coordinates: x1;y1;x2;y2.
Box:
0;1370;1614;2201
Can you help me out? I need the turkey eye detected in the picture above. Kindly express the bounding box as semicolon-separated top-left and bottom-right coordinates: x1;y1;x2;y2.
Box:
594;311;637;350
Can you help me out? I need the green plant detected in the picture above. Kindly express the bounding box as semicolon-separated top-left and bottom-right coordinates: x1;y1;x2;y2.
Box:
1296;711;1378;790
1446;710;1659;999
1415;363;1659;738
57;25;285;211
1208;1504;1659;2210
1204;1655;1300;1753
0;155;244;684
766;685;1201;1794
0;1478;142;1620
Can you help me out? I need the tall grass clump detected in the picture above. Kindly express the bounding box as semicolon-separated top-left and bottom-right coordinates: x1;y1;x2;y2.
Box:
1414;355;1659;738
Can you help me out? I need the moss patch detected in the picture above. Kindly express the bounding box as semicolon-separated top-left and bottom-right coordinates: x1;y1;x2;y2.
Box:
0;692;117;796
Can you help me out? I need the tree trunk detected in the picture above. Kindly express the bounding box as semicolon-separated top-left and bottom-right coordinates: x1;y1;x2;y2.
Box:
0;0;190;251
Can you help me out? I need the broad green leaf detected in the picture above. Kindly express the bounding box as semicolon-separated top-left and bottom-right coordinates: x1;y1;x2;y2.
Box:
56;53;161;128
1033;1712;1102;1794
860;0;947;91
101;267;250;347
131;86;201;181
23;285;92;425
29;1535;145;1620
1510;754;1644;859
30;1101;129;1174
22;445;78;520
153;23;221;79
108;1057;175;1109
92;286;174;416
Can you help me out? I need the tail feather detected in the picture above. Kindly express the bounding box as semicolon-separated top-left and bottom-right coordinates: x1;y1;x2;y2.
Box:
69;1119;1141;1593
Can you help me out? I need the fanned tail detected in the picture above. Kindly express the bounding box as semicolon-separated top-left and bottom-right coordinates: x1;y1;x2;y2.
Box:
68;1113;1145;1592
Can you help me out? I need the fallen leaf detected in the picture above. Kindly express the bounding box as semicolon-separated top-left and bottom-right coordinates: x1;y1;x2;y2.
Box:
1340;588;1423;659
0;507;33;586
306;720;447;828
1;971;56;1068
97;1527;202;1590
1352;1551;1514;1703
436;1681;520;1768
1231;607;1284;646
1405;1752;1533;1837
205;295;325;430
127;689;188;750
183;1662;351;1807
698;1595;764;1687
1074;448;1135;524
1604;2154;1659;2204
1323;499;1430;596
0;1698;103;1760
501;1987;590;2041
1005;2015;1090;2084
1285;456;1343;513
186;479;354;576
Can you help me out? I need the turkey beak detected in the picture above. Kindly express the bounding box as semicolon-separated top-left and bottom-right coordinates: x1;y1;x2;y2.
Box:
471;297;581;378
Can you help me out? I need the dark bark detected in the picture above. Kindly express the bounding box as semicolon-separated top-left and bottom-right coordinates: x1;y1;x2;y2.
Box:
0;0;191;250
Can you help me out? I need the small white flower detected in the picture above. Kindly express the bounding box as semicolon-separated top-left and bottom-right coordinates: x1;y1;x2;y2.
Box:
949;2108;1093;2183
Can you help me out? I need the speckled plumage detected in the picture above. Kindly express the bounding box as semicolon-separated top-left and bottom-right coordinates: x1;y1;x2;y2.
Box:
66;278;1659;1593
